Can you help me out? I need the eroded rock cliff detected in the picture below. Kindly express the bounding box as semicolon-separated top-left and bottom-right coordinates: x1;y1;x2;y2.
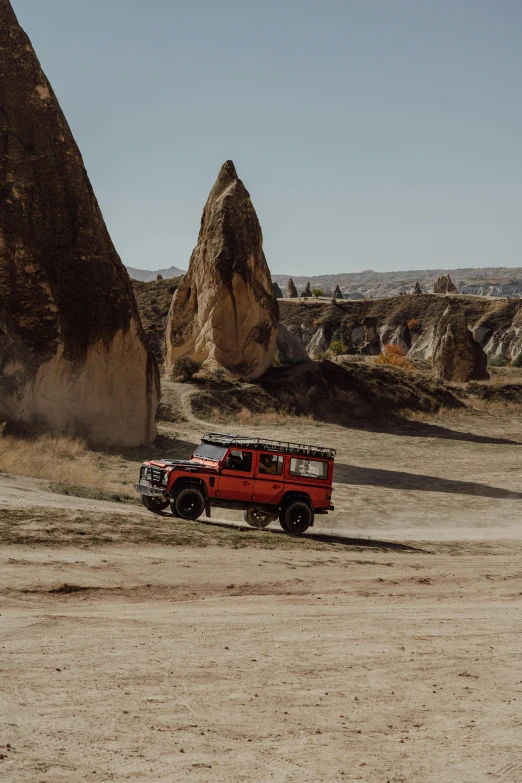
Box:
0;0;159;445
164;161;279;379
432;305;489;382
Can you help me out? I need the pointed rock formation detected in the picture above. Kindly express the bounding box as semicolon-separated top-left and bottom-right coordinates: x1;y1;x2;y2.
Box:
286;278;298;298
333;285;343;300
164;161;279;379
302;282;312;298
413;281;423;295
432;305;489;382
0;1;159;445
272;282;283;299
433;274;457;294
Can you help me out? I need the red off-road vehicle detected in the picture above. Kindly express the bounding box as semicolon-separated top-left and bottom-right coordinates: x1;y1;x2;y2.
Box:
135;432;335;536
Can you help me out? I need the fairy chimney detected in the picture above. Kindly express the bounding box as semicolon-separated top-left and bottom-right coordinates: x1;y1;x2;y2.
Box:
164;161;279;379
286;278;298;298
0;0;159;446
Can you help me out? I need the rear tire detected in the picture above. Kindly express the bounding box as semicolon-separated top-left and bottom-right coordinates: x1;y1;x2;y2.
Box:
141;494;169;514
171;486;206;521
280;499;313;536
243;508;277;529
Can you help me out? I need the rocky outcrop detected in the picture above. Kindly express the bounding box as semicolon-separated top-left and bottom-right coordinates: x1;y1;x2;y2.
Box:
433;274;457;294
432;306;489;382
302;282;313;298
413;281;423;295
164;161;279;379
333;285;343;299
286;279;298;298
0;1;159;446
276;325;311;365
277;295;522;365
272;282;283;299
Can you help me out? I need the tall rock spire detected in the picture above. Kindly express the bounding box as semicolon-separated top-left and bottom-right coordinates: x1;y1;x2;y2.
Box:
0;0;159;445
164;161;279;378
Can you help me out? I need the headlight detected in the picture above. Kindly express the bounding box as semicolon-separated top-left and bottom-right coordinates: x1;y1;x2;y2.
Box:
162;473;168;486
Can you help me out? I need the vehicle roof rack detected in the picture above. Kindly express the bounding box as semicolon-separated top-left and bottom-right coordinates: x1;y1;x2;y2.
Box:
201;432;336;459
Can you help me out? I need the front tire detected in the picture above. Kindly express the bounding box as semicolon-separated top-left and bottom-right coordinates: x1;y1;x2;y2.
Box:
280;499;314;536
243;508;277;529
141;494;170;514
171;486;206;520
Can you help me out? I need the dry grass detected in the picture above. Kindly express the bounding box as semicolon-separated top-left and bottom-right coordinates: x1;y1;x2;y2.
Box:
0;435;132;497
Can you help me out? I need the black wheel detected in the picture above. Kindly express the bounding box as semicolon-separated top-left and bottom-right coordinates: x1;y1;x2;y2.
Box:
171;486;206;520
243;508;277;529
279;499;313;536
141;494;170;514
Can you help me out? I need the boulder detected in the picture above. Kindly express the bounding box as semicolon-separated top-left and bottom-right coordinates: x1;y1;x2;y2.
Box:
306;325;330;359
333;285;343;300
433;274;457;294
302;282;312;298
276;325;311;365
432;305;489;382
0;1;159;446
413;281;423;295
286;278;298;298
164;161;279;379
272;282;283;299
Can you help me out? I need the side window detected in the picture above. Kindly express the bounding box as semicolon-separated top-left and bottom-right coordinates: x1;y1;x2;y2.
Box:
257;453;283;476
225;449;253;472
289;458;328;480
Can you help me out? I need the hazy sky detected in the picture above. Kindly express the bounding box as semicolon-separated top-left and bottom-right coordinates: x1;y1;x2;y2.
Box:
14;0;522;275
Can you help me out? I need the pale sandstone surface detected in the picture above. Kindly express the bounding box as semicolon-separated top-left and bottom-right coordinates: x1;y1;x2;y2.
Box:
164;161;278;379
432;305;489;382
0;0;158;445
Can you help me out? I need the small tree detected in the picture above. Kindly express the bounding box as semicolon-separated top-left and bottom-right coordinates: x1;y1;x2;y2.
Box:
511;353;522;367
329;339;347;357
312;288;324;298
171;357;202;381
374;344;412;370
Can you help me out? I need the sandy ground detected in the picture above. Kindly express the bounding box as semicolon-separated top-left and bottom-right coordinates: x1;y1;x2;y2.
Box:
1;402;522;781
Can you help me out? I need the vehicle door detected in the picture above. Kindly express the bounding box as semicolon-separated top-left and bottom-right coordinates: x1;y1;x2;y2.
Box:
218;449;254;502
253;452;285;504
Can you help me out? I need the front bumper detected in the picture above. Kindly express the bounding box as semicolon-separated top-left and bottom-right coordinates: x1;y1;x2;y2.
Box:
134;483;169;498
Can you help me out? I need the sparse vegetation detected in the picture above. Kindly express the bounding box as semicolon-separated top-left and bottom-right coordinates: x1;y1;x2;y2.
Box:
328;339;349;357
488;355;509;367
374;344;413;370
511;353;522;368
172;356;202;381
407;318;420;332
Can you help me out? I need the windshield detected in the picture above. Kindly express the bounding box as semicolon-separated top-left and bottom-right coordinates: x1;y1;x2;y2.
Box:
193;442;228;462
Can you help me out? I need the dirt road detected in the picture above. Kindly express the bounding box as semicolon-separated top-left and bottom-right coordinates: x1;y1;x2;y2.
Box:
1;542;521;783
2;403;522;781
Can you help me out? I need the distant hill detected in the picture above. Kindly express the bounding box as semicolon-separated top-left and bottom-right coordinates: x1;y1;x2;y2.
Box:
272;267;522;299
126;265;185;282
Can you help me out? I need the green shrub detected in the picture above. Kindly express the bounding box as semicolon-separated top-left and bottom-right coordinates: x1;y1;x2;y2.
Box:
488;355;508;367
172;357;202;381
312;288;324;298
329;339;348;357
511;353;522;368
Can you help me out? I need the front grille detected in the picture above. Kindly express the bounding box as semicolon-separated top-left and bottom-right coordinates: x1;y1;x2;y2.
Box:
151;468;163;485
140;467;164;486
